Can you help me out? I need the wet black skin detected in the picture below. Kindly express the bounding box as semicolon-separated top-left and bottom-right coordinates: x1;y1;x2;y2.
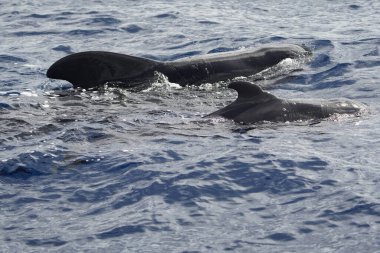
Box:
46;44;310;89
208;81;362;124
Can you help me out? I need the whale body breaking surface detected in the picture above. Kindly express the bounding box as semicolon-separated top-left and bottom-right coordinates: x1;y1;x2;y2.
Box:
47;44;310;89
46;44;365;124
207;81;364;124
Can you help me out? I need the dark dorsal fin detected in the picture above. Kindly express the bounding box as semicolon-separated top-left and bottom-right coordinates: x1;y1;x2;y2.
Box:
228;81;276;102
47;51;160;89
206;81;278;118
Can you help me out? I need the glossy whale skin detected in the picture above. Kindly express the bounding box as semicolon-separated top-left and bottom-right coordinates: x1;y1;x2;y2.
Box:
208;81;364;124
46;44;310;89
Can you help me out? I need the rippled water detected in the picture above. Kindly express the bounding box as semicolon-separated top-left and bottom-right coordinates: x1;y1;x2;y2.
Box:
1;0;380;252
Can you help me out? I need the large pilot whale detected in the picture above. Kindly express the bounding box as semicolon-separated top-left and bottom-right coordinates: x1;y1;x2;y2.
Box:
208;81;363;124
47;44;310;89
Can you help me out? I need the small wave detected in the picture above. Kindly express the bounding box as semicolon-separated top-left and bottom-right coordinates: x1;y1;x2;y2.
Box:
59;11;74;16
234;37;250;42
276;157;328;171
198;37;222;44
25;237;66;247
348;4;361;10
269;36;286;42
53;13;74;21
0;117;30;128
342;38;380;46
52;45;73;54
198;20;220;25
308;39;334;50
57;127;112;143
255;36;287;44
0;91;21;96
309;63;352;83
121;24;143;33
0;55;26;63
319;202;380;220
153;12;179;19
363;48;379;56
265;233;296;242
13;31;59;36
66;29;104;36
0;102;13;110
86;17;122;26
96;225;145;239
310;53;331;68
207;47;234;54
0;152;57;179
167;51;202;61
25;13;51;19
354;60;380;69
166;41;196;50
166;38;223;51
310;79;357;90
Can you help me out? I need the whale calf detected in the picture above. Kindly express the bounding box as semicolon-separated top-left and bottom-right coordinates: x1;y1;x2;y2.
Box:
208;81;363;124
47;44;309;89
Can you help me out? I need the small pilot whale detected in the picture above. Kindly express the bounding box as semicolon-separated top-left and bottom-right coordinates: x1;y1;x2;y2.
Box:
46;44;309;89
208;81;363;124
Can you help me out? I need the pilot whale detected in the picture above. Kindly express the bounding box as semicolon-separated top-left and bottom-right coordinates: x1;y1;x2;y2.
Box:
208;81;363;124
47;44;309;89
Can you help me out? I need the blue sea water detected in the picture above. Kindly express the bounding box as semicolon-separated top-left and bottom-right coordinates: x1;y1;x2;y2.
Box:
1;0;380;252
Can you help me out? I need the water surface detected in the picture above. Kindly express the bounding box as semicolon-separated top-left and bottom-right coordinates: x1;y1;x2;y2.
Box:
1;0;380;252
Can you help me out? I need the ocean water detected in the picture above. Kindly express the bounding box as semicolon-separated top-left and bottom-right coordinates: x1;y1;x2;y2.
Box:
1;0;380;252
